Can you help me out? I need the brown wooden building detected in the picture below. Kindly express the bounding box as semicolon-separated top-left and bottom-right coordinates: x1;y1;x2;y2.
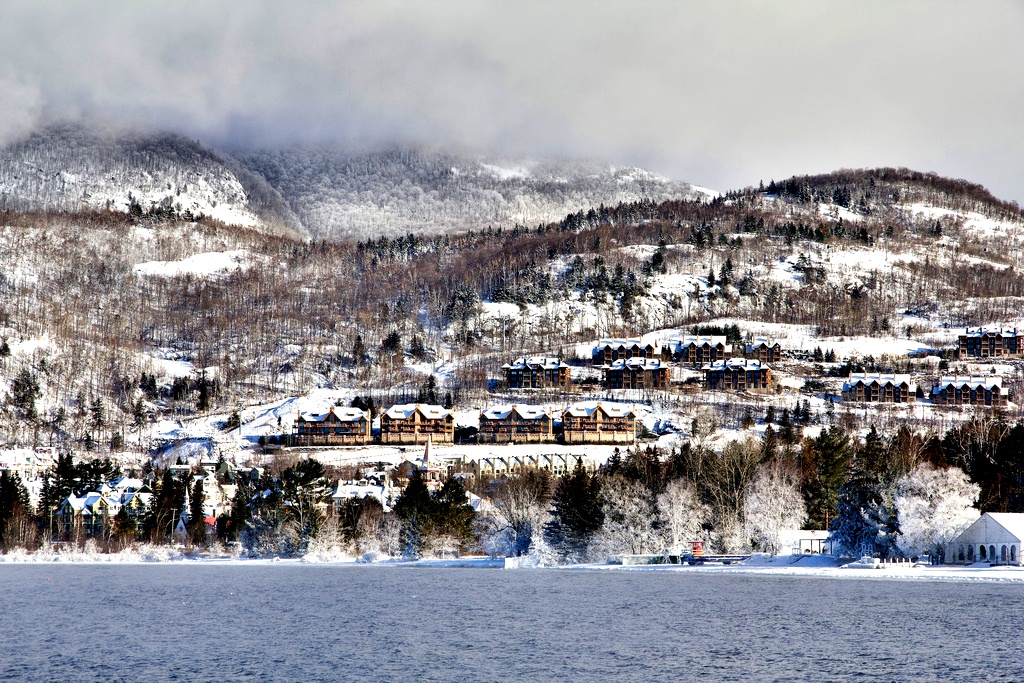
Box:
745;338;783;363
562;401;637;444
604;358;670;390
502;356;571;389
292;407;371;446
478;404;555;443
931;376;1008;407
592;338;658;366
702;359;773;391
842;373;916;403
380;403;455;444
958;328;1023;358
670;335;733;367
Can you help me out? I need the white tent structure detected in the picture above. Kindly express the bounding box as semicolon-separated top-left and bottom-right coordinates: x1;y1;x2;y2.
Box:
945;513;1024;565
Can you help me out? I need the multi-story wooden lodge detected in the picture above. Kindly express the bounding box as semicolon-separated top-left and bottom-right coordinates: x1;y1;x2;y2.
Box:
292;407;371;446
958;328;1023;358
502;356;571;389
592;338;658;366
380;403;455;445
702;359;773;391
603;358;670;390
745;338;783;363
478;404;555;443
669;335;733;366
562;401;637;444
931;376;1008;407
842;373;916;403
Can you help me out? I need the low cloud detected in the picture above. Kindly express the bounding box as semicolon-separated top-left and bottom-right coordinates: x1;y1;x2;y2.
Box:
2;1;1023;202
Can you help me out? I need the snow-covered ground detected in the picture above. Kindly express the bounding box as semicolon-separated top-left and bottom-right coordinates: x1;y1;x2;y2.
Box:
4;548;1024;584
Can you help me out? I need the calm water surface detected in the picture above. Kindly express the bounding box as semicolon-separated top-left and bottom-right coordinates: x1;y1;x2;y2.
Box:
0;564;1020;682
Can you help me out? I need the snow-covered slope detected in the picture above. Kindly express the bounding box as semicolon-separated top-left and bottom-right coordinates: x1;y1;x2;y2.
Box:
0;125;300;232
238;146;713;239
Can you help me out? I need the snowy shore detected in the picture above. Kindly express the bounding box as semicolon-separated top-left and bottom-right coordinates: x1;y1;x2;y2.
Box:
4;549;1024;584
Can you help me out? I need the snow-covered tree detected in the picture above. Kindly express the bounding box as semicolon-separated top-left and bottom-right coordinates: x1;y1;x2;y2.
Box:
829;471;898;559
895;463;980;559
589;477;660;558
744;463;807;554
657;478;707;555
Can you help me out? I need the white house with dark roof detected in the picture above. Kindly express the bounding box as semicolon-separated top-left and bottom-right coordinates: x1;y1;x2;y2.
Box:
946;513;1024;565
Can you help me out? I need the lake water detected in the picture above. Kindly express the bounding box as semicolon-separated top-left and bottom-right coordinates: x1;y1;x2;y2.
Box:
0;564;1020;682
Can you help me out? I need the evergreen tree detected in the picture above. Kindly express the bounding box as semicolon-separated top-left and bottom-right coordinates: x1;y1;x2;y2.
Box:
433;476;476;551
393;472;435;556
352;334;366;366
189;479;206;546
544;461;604;559
197;370;210;412
227;484;250;541
803;427;851;529
0;471;31;549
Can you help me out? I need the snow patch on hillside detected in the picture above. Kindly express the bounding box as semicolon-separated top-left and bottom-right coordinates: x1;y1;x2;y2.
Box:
133;250;251;278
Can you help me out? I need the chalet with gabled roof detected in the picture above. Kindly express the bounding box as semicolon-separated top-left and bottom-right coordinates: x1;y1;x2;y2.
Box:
592;338;658;366
669;335;733;367
931;376;1008;407
604;358;670;390
502;356;570;389
479;404;555;443
293;406;371;446
842;373;916;403
380;403;454;444
745;337;783;363
562;401;637;444
702;359;773;391
958;327;1023;358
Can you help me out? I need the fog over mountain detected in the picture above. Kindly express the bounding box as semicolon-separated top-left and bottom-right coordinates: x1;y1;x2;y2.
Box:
0;124;708;238
2;2;1022;206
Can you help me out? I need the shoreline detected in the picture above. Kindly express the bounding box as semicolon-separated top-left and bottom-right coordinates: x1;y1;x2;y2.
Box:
4;550;1024;584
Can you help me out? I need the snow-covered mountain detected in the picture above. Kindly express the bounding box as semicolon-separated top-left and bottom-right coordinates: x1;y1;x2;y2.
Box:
0;125;708;240
237;146;712;239
0;125;301;233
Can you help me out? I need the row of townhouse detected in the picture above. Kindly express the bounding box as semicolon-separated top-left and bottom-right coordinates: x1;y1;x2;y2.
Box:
591;337;783;368
294;401;640;447
841;373;1009;406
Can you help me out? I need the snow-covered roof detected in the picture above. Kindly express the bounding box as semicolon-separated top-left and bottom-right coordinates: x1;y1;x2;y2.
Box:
594;338;653;349
607;358;664;370
671;335;730;347
297;406;368;423
501;356;568;370
563;401;635;418
383;403;452;420
703;359;768;371
745;337;779;351
962;327;1019;338
982;513;1024;541
108;477;146;492
932;376;1003;393
480;404;551;421
844;372;912;388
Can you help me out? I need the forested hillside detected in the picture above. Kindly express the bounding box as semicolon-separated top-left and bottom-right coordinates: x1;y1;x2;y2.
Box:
238;146;708;238
2;166;1023;452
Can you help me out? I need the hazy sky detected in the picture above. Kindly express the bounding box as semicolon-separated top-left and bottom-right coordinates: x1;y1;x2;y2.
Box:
2;1;1023;201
